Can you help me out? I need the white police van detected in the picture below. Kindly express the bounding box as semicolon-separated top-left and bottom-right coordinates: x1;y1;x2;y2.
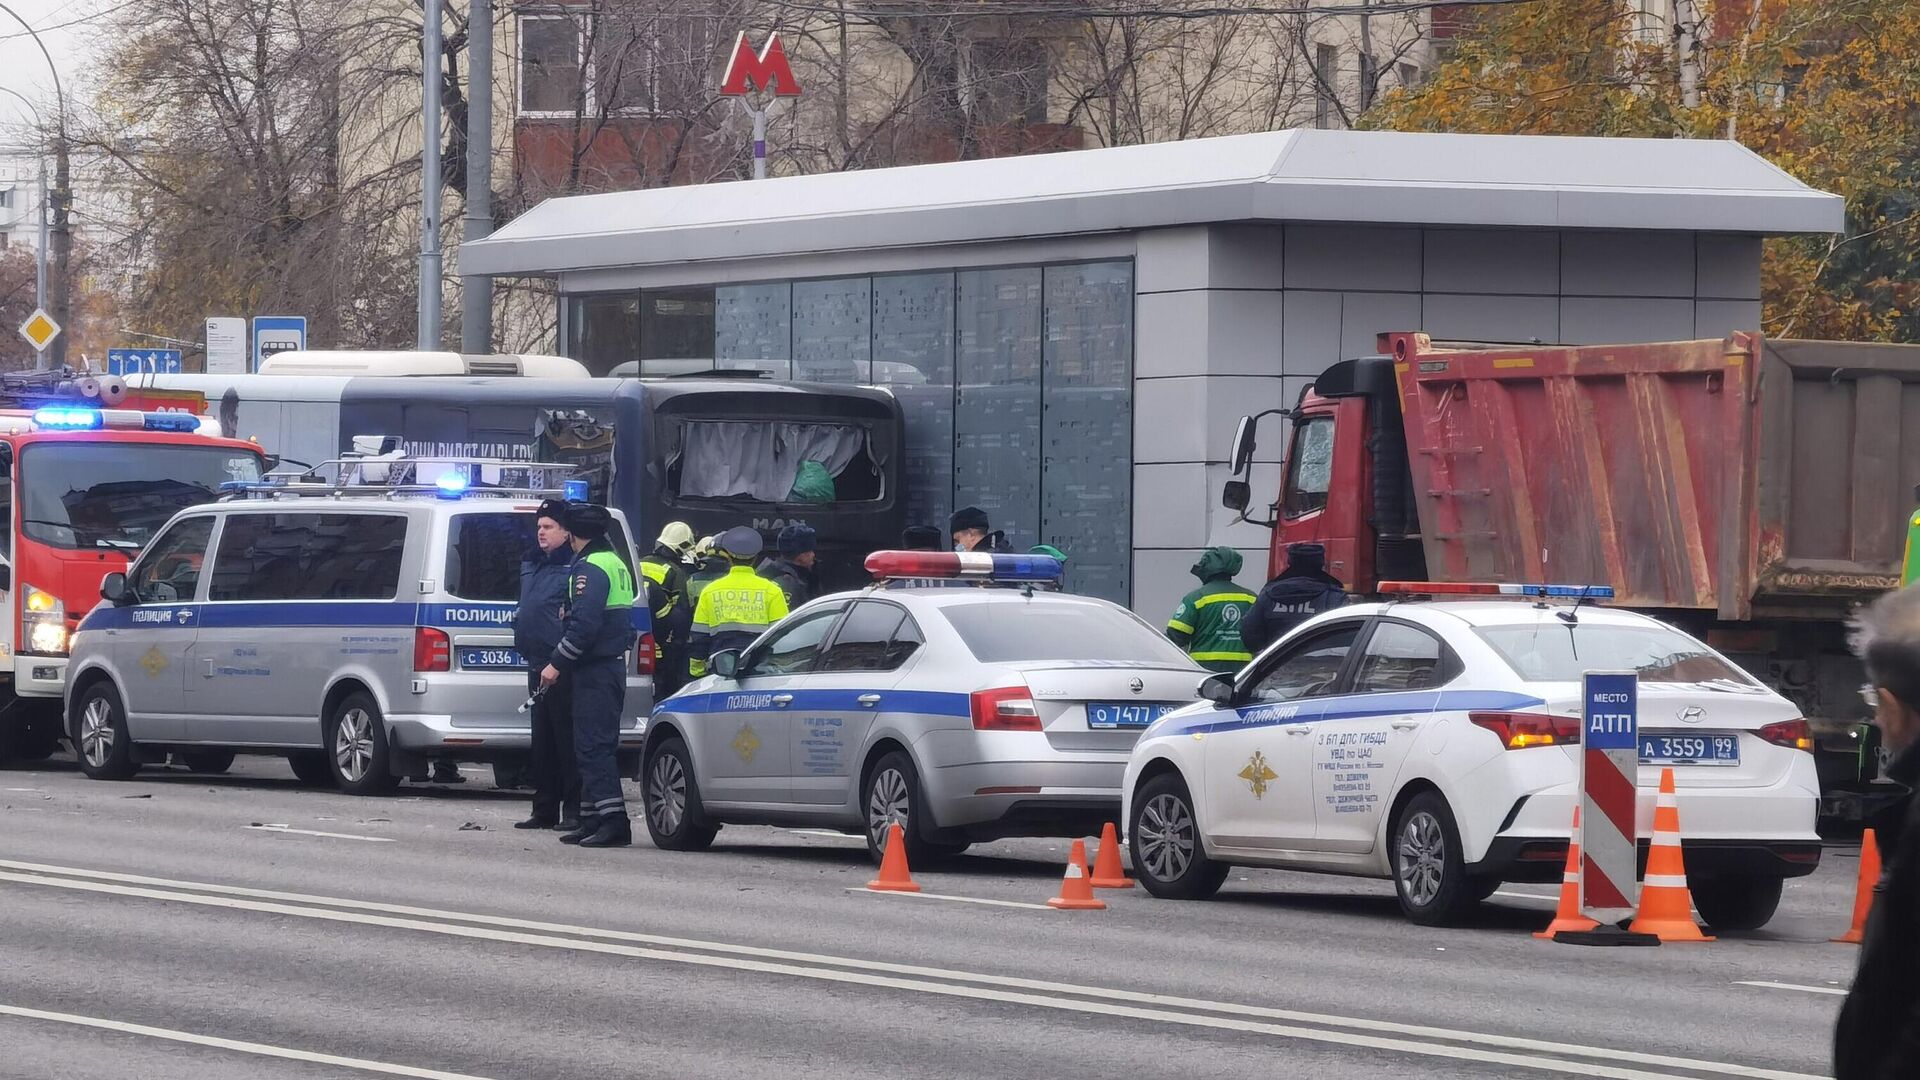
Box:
64;457;654;793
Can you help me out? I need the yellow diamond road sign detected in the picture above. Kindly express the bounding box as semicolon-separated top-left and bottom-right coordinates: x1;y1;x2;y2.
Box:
19;308;59;351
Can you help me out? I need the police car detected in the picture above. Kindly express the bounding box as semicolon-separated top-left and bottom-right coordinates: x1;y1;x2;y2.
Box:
64;458;654;793
1121;583;1822;928
641;551;1207;864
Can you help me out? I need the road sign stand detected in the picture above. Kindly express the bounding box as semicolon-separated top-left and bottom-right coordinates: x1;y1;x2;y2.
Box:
1557;670;1661;947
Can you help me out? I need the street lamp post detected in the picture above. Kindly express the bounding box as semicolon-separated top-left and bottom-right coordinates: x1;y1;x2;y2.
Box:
0;1;69;371
0;87;49;326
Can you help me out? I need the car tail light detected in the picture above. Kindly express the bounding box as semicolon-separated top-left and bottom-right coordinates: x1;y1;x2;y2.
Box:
1469;711;1580;750
413;627;451;672
634;633;657;676
1758;718;1814;752
971;687;1041;732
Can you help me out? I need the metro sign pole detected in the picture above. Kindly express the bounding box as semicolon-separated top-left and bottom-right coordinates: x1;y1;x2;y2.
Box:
719;32;801;179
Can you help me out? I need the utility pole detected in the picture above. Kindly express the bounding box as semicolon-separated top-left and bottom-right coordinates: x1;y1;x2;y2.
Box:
419;0;444;350
1357;0;1374;113
459;0;492;353
0;2;70;369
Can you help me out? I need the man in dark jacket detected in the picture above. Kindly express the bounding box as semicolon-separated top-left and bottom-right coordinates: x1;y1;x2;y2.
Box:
758;524;820;606
1836;584;1920;1080
950;506;1014;555
901;525;943;551
1241;542;1347;654
543;502;637;849
639;522;695;700
512;500;579;831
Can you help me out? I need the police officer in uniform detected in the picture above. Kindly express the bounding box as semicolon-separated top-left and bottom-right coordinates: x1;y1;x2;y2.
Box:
513;499;580;830
542;503;636;849
689;526;790;677
639;522;695;700
1241;542;1348;654
757;524;820;607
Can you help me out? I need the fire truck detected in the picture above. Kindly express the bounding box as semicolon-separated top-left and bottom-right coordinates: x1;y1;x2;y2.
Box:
0;369;267;761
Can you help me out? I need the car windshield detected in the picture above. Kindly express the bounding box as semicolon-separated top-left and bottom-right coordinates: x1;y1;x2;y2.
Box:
22;443;263;551
444;511;636;601
1475;621;1758;687
941;601;1194;666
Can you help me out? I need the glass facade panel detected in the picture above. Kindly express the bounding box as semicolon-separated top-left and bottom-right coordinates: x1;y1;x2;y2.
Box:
793;278;872;383
638;286;716;374
1042;262;1133;603
954;268;1042;549
569;293;639;377
873;273;955;533
713;282;792;378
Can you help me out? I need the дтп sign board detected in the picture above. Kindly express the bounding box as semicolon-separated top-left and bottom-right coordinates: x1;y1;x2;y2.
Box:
1579;671;1640;924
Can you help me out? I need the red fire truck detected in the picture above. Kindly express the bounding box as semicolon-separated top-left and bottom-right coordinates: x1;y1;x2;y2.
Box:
0;371;266;761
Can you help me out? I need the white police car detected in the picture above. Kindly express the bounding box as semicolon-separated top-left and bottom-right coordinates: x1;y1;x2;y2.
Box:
642;551;1207;864
1121;583;1821;928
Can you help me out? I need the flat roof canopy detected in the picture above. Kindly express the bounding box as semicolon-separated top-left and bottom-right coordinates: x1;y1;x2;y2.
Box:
464;129;1844;277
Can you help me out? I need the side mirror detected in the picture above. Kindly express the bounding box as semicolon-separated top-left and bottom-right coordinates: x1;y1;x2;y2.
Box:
1221;480;1250;513
0;563;9;592
1200;673;1234;706
710;649;741;679
1229;415;1257;475
101;572;129;605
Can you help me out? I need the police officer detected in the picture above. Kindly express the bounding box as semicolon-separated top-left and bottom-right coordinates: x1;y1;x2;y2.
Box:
949;506;1014;555
757;524;819;607
640;522;695;700
1166;546;1256;673
542;503;636;849
1241;542;1348;654
689;526;789;677
513;499;580;831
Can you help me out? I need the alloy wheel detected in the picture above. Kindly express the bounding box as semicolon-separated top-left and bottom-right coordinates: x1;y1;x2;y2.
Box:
1398;810;1446;907
1137;793;1196;881
79;698;114;768
647;753;687;835
867;767;910;845
334;708;374;782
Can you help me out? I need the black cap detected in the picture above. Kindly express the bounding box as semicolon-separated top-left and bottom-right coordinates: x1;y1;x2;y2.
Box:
901;525;942;551
949;506;990;534
1286;542;1327;573
535;499;570;525
563;503;611;540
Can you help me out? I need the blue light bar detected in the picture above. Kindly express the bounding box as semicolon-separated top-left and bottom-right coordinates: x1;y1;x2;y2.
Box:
1517;583;1615;599
434;470;470;498
32;407;102;431
143;412;201;433
1379;581;1615;600
562;479;589;503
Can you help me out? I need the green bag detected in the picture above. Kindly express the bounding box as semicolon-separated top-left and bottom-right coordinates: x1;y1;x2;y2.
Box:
789;460;836;503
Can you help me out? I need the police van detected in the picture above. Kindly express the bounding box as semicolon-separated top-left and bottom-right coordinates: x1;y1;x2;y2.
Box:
63;457;654;793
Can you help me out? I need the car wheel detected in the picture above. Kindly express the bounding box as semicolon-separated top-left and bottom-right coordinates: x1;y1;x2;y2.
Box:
1130;772;1229;900
1470;875;1502;902
643;737;718;851
180;750;235;775
286;751;333;787
1391;791;1477;926
324;691;398;795
864;750;949;867
1690;876;1784;932
73;683;139;781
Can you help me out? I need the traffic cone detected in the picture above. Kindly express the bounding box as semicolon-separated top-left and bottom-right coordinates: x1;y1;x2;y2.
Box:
1833;828;1882;944
866;822;921;893
1534;806;1600;940
1047;839;1107;910
1090;822;1135;889
1628;768;1713;942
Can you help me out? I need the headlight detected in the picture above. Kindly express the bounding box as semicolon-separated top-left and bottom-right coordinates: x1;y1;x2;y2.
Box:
22;584;67;656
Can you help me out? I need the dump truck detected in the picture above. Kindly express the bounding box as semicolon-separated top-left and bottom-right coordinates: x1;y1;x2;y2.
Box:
1224;331;1920;820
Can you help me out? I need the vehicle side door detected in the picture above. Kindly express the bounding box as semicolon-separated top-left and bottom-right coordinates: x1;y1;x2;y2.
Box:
788;599;925;808
113;515;216;741
1308;619;1452;853
695;602;847;808
1202;620;1365;858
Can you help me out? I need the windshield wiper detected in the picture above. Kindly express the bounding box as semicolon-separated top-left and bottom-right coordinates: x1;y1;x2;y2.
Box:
94;538;140;551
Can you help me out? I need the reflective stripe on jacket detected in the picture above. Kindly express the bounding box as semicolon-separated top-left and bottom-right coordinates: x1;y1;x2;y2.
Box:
1167;577;1256;673
688;564;790;676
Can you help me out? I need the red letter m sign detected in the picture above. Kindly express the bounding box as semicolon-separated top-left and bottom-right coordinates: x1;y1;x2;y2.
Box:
720;32;801;97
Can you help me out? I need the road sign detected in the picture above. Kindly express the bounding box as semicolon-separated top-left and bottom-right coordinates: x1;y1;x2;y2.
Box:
205;317;246;374
19;308;59;352
106;348;183;376
1578;671;1640;925
252;315;307;372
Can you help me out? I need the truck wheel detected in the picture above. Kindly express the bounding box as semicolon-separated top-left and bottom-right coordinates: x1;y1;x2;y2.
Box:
73;683;139;781
325;691;399;795
1391;792;1478;926
1690;876;1783;932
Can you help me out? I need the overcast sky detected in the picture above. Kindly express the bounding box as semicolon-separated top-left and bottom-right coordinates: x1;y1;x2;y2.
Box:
0;0;102;139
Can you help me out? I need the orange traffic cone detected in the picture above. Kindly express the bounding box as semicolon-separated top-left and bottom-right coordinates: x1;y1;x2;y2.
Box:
1833;828;1883;944
1090;822;1135;890
1535;806;1600;940
1628;768;1713;942
1048;839;1107;910
867;822;921;893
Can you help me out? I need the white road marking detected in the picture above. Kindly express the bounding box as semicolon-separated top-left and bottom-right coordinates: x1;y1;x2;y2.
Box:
0;860;1817;1080
784;828;862;841
1493;890;1559;904
0;1003;497;1079
1734;981;1848;997
844;887;1052;910
243;824;395;843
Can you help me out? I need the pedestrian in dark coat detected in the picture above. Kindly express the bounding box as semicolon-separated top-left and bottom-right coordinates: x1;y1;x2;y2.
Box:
511;500;579;831
758;524;820;606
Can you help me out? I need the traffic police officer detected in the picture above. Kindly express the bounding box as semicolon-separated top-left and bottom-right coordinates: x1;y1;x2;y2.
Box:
640;521;695;699
689;526;789;677
1166;546;1256;672
513;499;580;831
542;502;636;849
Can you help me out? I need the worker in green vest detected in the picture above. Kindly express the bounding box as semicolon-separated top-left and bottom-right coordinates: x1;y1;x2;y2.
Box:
1166;546;1257;673
541;502;637;849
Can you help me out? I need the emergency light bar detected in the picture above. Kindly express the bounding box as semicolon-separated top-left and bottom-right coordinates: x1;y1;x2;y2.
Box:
1378;581;1615;600
865;550;1063;583
31;407;203;433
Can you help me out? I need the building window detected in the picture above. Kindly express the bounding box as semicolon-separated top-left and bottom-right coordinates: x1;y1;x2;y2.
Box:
1398;62;1421;89
519;11;706;118
520;14;584;115
966;39;1050;126
1314;44;1340;129
0;188;14;210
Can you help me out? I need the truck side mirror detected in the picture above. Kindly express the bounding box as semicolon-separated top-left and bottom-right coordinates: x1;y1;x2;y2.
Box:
1229;416;1256;475
0;563;9;592
710;649;741;679
1200;673;1234;706
101;572;129;605
1221;480;1250;513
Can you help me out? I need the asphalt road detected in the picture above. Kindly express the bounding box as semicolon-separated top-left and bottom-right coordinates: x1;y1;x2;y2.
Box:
0;755;1860;1080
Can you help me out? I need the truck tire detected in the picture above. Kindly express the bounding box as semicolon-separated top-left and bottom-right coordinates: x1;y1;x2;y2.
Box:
1690;876;1783;932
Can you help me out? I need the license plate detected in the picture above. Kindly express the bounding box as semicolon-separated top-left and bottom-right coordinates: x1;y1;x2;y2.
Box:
1639;733;1740;766
459;647;526;671
1087;702;1177;729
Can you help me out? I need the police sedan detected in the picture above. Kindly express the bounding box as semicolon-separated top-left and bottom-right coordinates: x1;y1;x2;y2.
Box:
1121;583;1822;929
641;551;1206;865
